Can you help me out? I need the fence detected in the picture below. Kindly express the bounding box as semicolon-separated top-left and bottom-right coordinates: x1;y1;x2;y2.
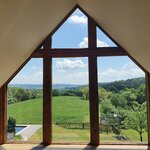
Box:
55;121;130;141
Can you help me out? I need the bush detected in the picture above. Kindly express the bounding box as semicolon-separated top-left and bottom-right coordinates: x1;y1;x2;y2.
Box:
7;117;16;133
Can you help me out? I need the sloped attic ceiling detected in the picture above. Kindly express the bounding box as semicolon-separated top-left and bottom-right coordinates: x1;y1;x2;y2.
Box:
0;0;150;87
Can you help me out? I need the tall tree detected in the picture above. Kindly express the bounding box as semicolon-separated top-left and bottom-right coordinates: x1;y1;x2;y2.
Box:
123;103;147;142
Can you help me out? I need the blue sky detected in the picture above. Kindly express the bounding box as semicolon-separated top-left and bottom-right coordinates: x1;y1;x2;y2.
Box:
10;9;144;85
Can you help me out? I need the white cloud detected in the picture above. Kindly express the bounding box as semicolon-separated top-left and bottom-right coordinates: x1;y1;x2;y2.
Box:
79;37;88;48
53;71;88;85
73;72;88;79
31;66;38;70
10;68;43;84
99;62;144;82
67;72;88;84
10;60;145;85
97;39;109;47
79;37;109;48
56;59;87;69
68;15;87;24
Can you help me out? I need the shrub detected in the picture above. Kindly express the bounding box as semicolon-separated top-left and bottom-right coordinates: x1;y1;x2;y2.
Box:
7;117;16;133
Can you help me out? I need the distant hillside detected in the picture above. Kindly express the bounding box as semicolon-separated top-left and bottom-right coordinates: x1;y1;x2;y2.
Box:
9;84;79;89
99;77;145;92
9;84;42;89
9;77;145;92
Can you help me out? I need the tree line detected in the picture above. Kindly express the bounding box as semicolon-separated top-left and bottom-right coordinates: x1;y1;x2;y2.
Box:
8;87;43;104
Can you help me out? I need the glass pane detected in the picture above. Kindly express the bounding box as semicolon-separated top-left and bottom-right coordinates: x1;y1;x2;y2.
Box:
98;56;148;143
96;27;117;47
52;9;88;48
52;57;90;143
7;58;43;142
40;45;43;49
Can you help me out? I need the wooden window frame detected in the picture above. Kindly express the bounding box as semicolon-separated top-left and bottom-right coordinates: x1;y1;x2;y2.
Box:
0;4;149;146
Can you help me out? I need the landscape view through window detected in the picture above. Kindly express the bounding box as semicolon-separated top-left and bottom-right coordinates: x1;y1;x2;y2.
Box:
6;9;148;143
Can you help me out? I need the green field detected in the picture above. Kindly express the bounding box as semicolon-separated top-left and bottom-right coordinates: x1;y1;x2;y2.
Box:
7;96;148;142
8;96;89;124
122;129;148;142
29;126;148;142
29;126;119;142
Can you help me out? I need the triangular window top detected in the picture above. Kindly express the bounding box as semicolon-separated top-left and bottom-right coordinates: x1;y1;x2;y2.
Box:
52;8;88;49
96;27;117;47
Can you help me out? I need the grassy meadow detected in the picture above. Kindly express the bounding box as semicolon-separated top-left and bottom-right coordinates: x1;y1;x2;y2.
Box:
7;96;148;142
7;96;89;124
29;126;148;142
29;126;119;142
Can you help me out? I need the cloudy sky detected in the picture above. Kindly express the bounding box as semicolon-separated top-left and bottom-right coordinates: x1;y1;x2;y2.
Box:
10;9;144;85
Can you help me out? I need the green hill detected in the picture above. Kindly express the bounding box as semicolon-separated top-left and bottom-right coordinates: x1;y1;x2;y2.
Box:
7;96;89;124
99;77;145;92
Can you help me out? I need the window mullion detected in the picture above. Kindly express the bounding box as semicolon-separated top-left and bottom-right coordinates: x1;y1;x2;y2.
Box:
0;84;7;144
43;37;52;145
146;72;150;145
88;16;99;145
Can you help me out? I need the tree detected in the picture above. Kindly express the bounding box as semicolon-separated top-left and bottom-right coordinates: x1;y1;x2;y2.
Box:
110;93;127;108
120;88;137;108
98;87;111;102
100;99;118;134
123;103;147;142
100;99;116;115
81;87;89;100
52;89;61;96
7;117;16;134
8;87;43;104
136;84;146;104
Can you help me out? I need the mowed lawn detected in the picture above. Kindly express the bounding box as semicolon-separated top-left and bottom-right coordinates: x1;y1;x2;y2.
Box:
8;96;148;142
29;125;119;142
122;129;148;142
29;126;148;142
7;96;89;124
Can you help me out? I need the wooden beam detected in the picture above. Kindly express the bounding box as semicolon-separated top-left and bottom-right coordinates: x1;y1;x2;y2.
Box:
43;38;52;145
88;17;99;145
88;56;99;145
31;47;127;58
0;84;7;144
146;72;150;145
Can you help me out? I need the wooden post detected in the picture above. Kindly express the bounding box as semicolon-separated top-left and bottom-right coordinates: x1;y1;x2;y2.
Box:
0;84;7;144
146;72;150;145
43;37;52;145
88;17;99;145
